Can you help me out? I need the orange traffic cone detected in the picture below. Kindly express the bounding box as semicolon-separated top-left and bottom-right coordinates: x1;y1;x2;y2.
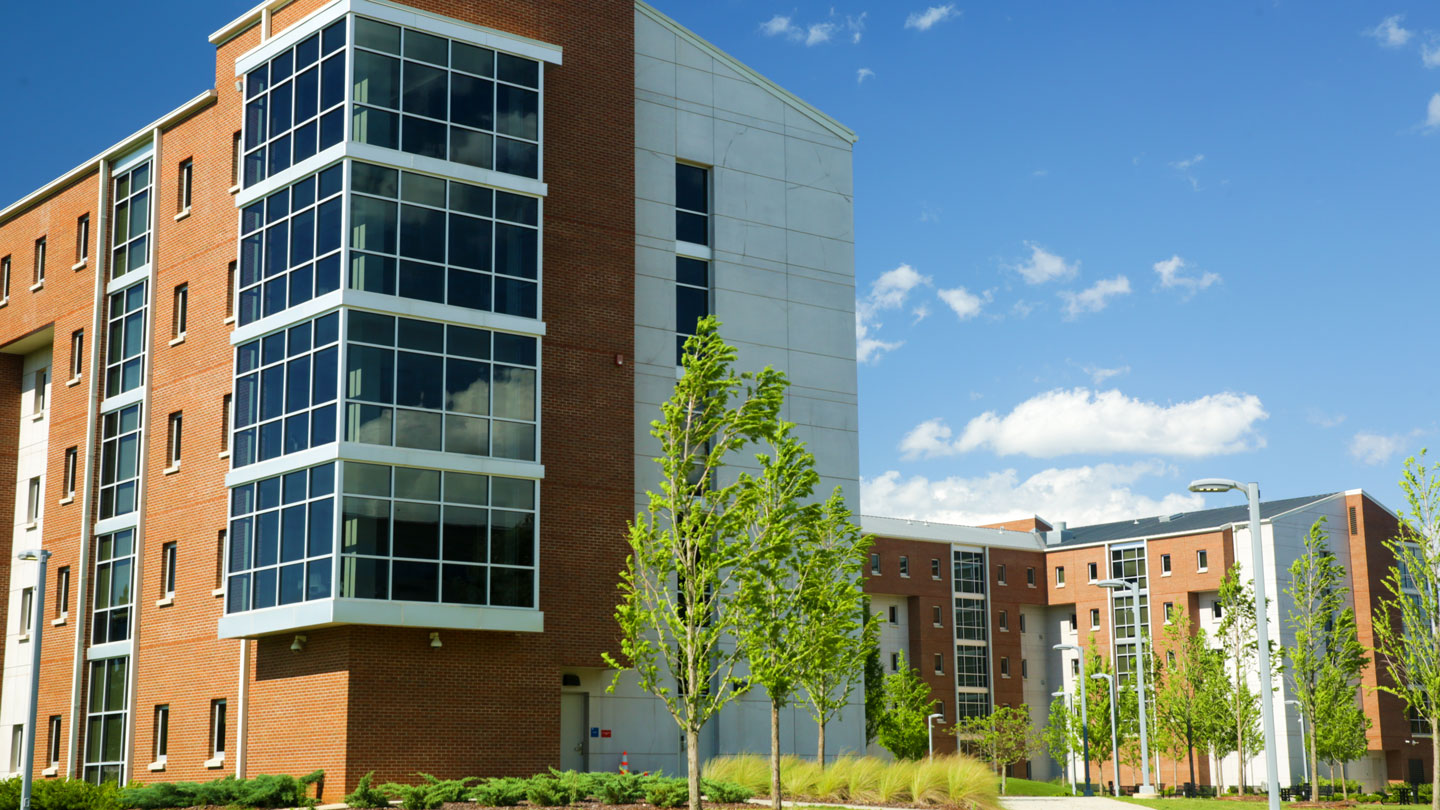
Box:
620;751;629;774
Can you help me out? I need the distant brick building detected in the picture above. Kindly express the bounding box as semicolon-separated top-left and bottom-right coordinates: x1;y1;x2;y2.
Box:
0;0;859;794
864;490;1420;792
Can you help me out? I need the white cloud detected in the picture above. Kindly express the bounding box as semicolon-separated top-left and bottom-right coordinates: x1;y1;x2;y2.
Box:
848;12;867;43
1367;15;1414;48
806;22;838;45
899;388;1268;459
1169;154;1205;190
1423;39;1440;67
1350;430;1421;466
1153;254;1221;295
905;4;959;31
856;264;931;364
1011;300;1035;318
857;67;876;84
911;303;931;324
760;15;794;37
761;11;865;46
1083;364;1130;386
1306;409;1346;429
1427;94;1440;131
1012;242;1078;285
861;462;1206;527
1059;276;1131;319
937;286;984;320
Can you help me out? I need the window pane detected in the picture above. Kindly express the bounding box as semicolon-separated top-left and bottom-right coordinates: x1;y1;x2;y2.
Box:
450;75;493;130
402;62;447;119
341;497;390;556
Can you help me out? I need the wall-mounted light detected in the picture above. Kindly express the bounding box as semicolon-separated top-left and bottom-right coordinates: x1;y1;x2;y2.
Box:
290;635;307;652
429;632;442;649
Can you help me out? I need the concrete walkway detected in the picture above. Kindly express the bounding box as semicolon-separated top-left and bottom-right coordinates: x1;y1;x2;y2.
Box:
1001;796;1137;810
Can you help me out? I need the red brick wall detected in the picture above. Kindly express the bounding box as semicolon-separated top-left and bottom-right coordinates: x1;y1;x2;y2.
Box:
866;537;955;750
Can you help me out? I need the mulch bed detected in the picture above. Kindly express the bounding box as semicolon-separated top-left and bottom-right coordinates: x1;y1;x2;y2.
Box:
442;804;760;810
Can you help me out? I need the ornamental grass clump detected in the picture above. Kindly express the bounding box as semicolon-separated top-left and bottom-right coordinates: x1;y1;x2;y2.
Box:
702;754;998;809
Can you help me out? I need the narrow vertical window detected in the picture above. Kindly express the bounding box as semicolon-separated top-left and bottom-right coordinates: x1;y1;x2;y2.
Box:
675;163;709;246
1;256;10;300
178;159;194;213
675;257;709;365
1161;553;1172;575
210;700;227;757
161;543;177;599
1055;566;1066;586
888;605;898;624
1090;608;1101;629
931;605;942;626
231;133;242;188
76;214;90;263
999;610;1008;631
899;556;909;577
997;564;1007;585
167;412;183;468
32;368;47;416
226;262;237;319
154;705;169;764
56;567;69;619
19;587;34;634
63;447;77;499
46;716;60;768
216;530;227;590
33;237;46;285
1197;549;1209;571
999;657;1009;677
870;553;880;576
934;653;945;675
220;394;233;453
25;477;41;524
172;284;188;339
70;330;84;380
9;726;21;772
930;558;940;579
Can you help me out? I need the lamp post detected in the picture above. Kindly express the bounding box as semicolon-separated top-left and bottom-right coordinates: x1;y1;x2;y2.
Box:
1190;478;1281;810
1092;672;1120;796
1052;690;1075;795
1096;577;1156;797
16;549;50;810
927;712;945;760
1286;699;1307;788
1054;644;1093;796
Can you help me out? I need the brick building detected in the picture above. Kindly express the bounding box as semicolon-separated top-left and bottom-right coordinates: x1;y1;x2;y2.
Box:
0;0;859;793
864;490;1421;792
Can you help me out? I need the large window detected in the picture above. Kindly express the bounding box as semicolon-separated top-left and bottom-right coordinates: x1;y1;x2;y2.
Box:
1110;545;1148;589
339;463;536;607
92;529;135;644
237;164;343;326
954;598;986;642
226;463;335;614
242;19;348;186
348;161;539;319
111;161;151;279
953;550;984;595
98;405;142;519
675;163;709;245
106;283;147;396
956;645;989;688
956;692;989;719
83;658;127;784
345;312;537;461
351;18;541;178
232;311;340;468
675;257;708;364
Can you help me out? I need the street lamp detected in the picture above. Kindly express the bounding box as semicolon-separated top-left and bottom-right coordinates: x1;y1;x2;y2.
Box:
1092;673;1120;797
1286;699;1308;787
16;549;50;810
927;712;945;760
1190;478;1281;810
1052;691;1075;795
1095;577;1156;797
1054;644;1093;796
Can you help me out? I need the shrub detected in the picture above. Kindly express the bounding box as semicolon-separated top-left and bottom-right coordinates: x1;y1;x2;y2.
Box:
122;773;319;810
381;782;436;810
700;780;752;803
417;775;476;805
237;772;324;809
345;772;392;809
35;778;121;810
470;778;528;807
190;777;244;807
592;773;648;805
523;776;570;808
643;779;688;809
546;771;595;804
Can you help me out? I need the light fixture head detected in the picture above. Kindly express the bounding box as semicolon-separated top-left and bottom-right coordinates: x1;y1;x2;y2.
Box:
290;634;307;652
15;549;50;562
429;631;442;648
1188;478;1243;494
927;712;945;721
1052;642;1080;653
1051;690;1066;698
1090;673;1110;681
1094;578;1130;590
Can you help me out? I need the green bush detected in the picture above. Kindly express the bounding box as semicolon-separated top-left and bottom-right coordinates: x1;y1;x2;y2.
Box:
469;778;528;807
34;779;121;810
591;773;650;805
523;776;572;808
700;780;752;803
643;779;688;809
380;782;435;810
417;775;476;805
546;771;596;803
122;773;319;810
344;772;391;809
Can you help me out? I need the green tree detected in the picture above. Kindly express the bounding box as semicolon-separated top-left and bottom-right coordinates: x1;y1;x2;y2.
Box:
1313;670;1369;800
1042;695;1076;791
605;318;787;810
960;704;1038;795
793;491;878;768
1197;647;1235;792
734;422;821;810
862;602;885;745
1283;517;1369;801
1155;610;1217;788
1217;563;1264;792
876;653;934;760
1374;452;1440;810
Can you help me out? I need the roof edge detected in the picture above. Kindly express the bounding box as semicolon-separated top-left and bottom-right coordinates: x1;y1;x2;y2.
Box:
211;0;297;46
635;1;858;145
0;90;218;228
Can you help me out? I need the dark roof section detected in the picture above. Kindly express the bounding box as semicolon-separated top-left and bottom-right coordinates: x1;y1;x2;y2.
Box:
1051;493;1339;547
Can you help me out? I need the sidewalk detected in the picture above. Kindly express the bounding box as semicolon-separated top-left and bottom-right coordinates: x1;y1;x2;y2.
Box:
1001;797;1136;810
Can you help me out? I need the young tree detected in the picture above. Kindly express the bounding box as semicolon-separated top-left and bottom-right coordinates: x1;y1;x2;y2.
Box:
862;603;885;746
1217;563;1263;793
1313;670;1369;800
876;653;934;760
734;424;821;810
1284;517;1368;801
605;318;787;810
1198;649;1234;793
794;491;878;768
960;705;1039;795
1042;695;1076;790
1155;611;1216;788
1374;452;1440;810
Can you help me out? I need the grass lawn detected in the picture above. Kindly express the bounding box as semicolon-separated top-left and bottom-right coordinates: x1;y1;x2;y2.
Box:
1117;801;1431;810
1000;778;1071;797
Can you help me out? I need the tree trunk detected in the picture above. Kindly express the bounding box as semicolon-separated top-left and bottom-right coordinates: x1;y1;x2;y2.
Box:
770;700;783;810
1341;760;1348;800
817;719;826;770
1309;722;1318;802
1431;716;1439;810
687;727;702;810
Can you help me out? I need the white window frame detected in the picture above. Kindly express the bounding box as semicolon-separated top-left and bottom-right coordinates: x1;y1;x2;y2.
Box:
997;564;1007;585
1197;549;1209;572
899;556;909;578
25;477;41;525
154;704;169;765
32;368;47;417
166;412;183;470
1090;608;1100;629
1161;553;1172;576
19;588;34;636
172;284;188;341
1055;566;1065;587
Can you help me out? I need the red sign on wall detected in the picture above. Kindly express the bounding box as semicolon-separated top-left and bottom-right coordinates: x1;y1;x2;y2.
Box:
601;729;612;738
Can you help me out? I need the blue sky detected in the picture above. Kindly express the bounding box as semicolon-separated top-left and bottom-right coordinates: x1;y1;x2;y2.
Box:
2;2;1437;527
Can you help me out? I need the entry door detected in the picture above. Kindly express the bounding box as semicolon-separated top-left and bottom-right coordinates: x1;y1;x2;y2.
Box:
1410;758;1425;785
560;693;589;771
